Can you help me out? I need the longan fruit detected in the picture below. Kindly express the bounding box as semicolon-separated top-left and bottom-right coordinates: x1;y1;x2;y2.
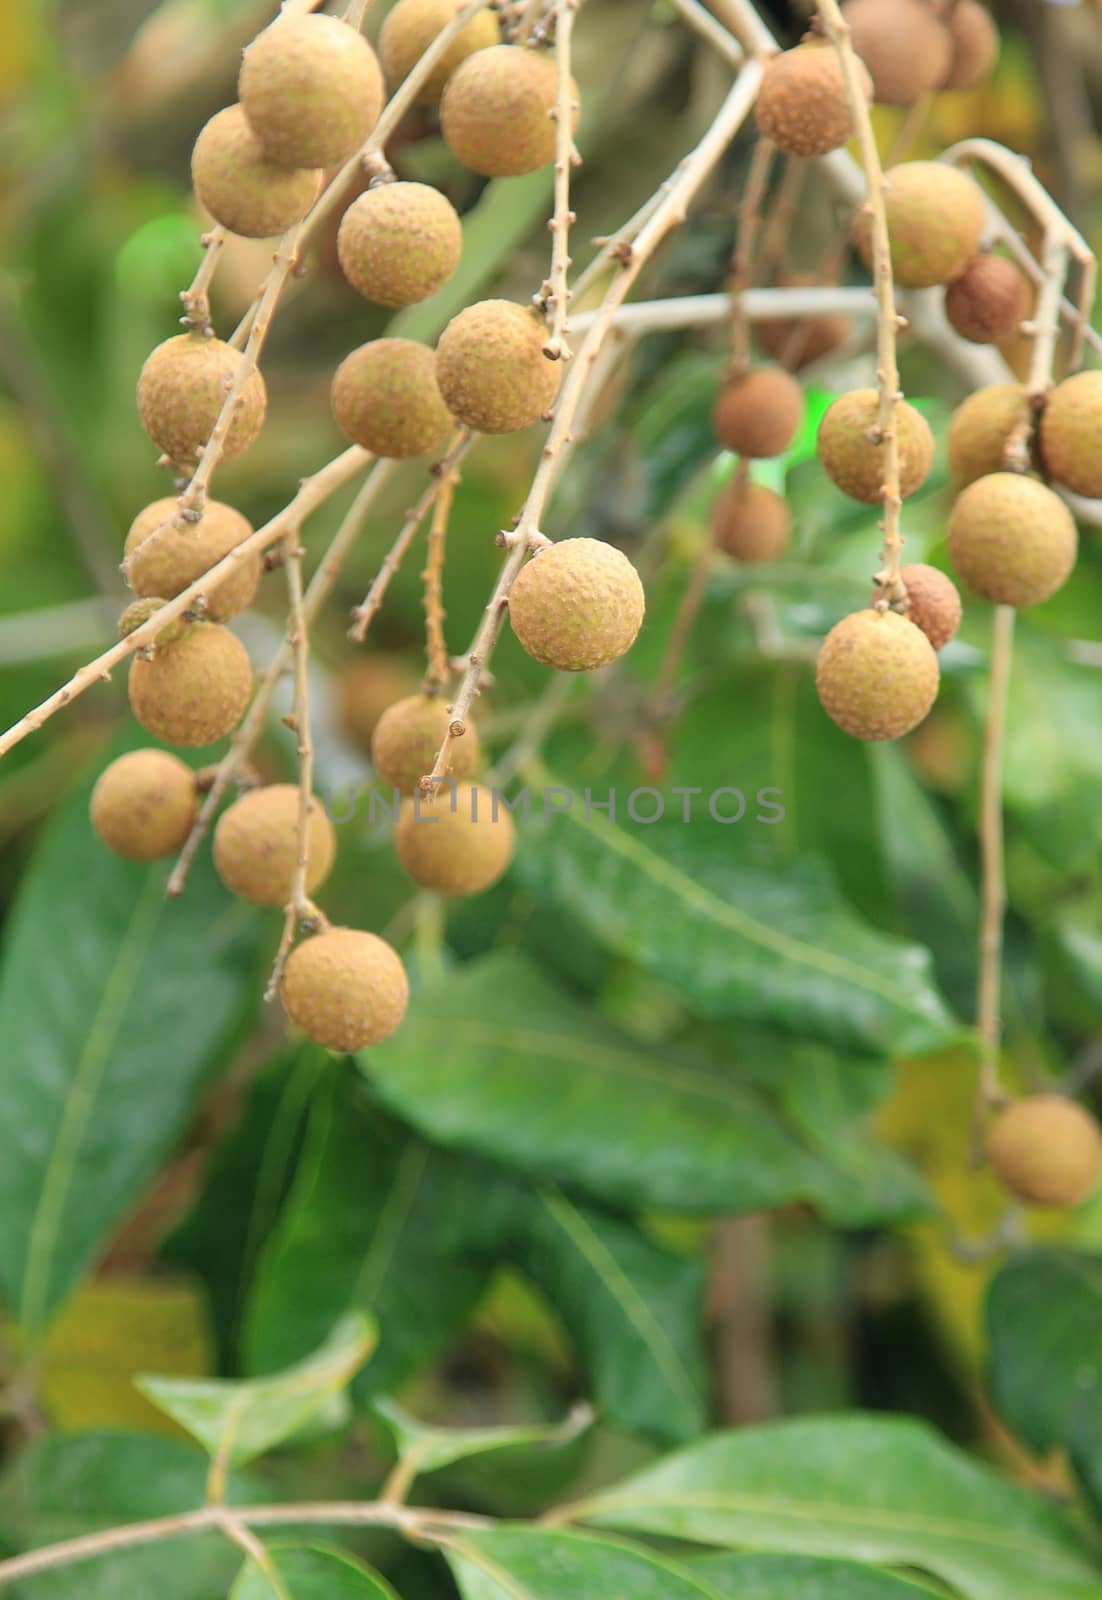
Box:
440;44;576;178
1039;370;1102;499
124;498;260;622
817;389;934;502
876;563;962;650
841;0;952;105
91;749;199;861
711;480;790;563
816;609;939;741
128;622;253;747
371;693;481;795
191;104;321;238
213;783;337;907
435;300;561;434
337;182;462;308
713;368;803;460
137;334;267;468
239;14;385;169
508;537;645;672
988;1095;1102;1209
337;656;418;751
379;0;500;103
944;255;1028;344
948;472;1076;607
394;782;515;896
755;41;871;156
281;927;409;1049
857;162;986;288
757;273;848;370
942;0;999;91
331;338;453;458
947;383;1027;486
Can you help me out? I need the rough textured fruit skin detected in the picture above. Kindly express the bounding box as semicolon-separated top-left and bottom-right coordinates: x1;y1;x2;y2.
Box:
858;162;985;288
816;609;938;741
1039;371;1102;498
948;383;1027;486
988;1095;1102;1209
91;750;198;861
239;15;384;169
125;498;260;621
508;538;645;672
380;0;500;103
818;389;934;502
441;45;575;177
337;656;417;750
755;42;869;156
394;782;515;895
137;335;267;467
128;623;253;747
371;693;480;794
877;564;962;651
757;273;847;369
948;472;1076;607
337;182;462;307
942;0;999;90
214;783;336;907
281;927;409;1049
331;339;452;458
841;0;951;104
713;368;803;460
436;301;560;434
191;104;321;238
118;598;184;645
712;480;789;563
944;255;1027;345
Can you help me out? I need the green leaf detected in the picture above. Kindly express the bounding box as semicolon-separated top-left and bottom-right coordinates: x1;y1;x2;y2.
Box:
374;1396;593;1483
0;741;263;1336
688;1552;943;1597
229;1542;400;1600
136;1313;374;1466
364;952;928;1225
574;1414;1102;1600
445;1526;722;1600
516;778;959;1056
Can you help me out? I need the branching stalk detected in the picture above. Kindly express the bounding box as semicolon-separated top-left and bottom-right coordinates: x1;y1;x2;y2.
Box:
541;0;580;360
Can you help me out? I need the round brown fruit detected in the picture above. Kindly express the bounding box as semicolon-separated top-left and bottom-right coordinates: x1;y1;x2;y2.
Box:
988;1095;1102;1209
379;0;500;104
213;783;337;907
394;781;515;896
128;622;253;747
239;14;385;169
281;927;409;1049
857;162;985;288
948;472;1076;607
757;274;847;369
1039;370;1102;499
331;338;453;458
124;498;260;622
508;537;645;672
337;182;462;308
137;334;267;468
947;383;1027;486
441;44;575;178
841;0;952;105
191;104;321;238
712;480;789;563
817;389;934;503
435;300;561;434
755;41;871;156
942;0;999;90
944;255;1028;345
713;367;803;459
91;749;199;861
816;609;939;741
337;656;418;751
878;564;962;651
371;693;481;794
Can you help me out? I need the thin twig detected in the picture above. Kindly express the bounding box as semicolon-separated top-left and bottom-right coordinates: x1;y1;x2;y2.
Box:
973;603;1015;1133
541;0;580;360
666;0;744;66
885;90;933;166
421;473;456;691
179;227;226;335
759;154;805;273
218;1512;291;1600
728;136;775;374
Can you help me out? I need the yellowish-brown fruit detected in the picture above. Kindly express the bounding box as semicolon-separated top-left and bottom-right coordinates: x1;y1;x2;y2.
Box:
191;104;321;238
281;927;409;1049
755;41;870;156
508;537;645;672
137;334;267;467
907;703;971;794
816;609;939;741
124;498;260;622
988;1095;1102;1209
711;480;790;563
394;782;515;896
841;0;952;104
337;656;418;751
857;162;985;288
331;338;453;458
379;0;500;104
239;14;385;169
371;693;481;794
713;367;803;459
337;182;462;307
440;45;576;177
878;563;962;651
1039;371;1102;499
757;273;848;370
128;622;253;747
817;389;934;503
942;0;999;90
948;472;1077;607
947;383;1027;486
118;598;185;646
91;749;199;861
213;783;336;907
944;255;1028;345
435;300;560;434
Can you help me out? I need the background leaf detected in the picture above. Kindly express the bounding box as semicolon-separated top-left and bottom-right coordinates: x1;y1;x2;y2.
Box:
687;1552;943;1597
374;1397;592;1483
445;1526;722;1600
229;1542;400;1600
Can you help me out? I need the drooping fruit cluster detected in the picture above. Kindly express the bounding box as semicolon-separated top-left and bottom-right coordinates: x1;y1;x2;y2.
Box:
372;694;481;794
755;41;871;158
876;564;962;652
944;254;1029;346
818;389;935;503
1039;371;1102;499
841;0;998;104
756;274;848;371
948;384;1029;487
948;472;1077;608
435;300;561;433
331;338;453;458
124;499;260;621
394;783;516;896
713;367;803;461
987;1095;1102;1209
214;784;337;907
441;44;577;178
238;13;385;169
281;927;409;1050
712;479;790;564
91;750;199;862
137;335;267;468
128;621;254;748
191;104;321;238
816;610;940;742
337;182;462;308
508;538;646;672
379;0;500;103
857;162;986;289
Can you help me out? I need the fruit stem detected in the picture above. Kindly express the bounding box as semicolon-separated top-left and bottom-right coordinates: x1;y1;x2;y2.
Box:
178;227;225;337
422;471;458;690
973;603;1014;1132
728;135;775;376
759;154;805;275
540;0;580;361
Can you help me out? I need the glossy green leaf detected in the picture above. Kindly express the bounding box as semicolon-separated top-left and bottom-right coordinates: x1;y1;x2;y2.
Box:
575;1414;1102;1600
136;1313;374;1466
229;1542;399;1600
374;1396;592;1483
688;1552;942;1597
446;1526;722;1600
